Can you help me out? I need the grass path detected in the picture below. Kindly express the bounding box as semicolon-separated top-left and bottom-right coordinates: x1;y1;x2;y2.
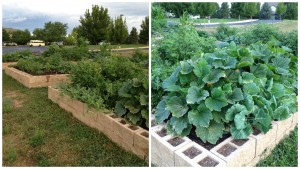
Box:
2;71;147;167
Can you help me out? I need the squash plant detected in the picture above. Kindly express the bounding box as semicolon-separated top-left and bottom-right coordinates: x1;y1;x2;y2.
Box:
115;73;149;128
155;40;297;144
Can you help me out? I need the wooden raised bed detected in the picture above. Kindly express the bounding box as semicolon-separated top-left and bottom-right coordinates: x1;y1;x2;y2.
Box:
5;67;69;88
151;113;298;167
48;86;149;161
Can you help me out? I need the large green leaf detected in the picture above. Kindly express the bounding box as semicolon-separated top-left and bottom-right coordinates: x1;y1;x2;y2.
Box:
162;67;180;91
193;58;211;79
270;83;285;98
237;56;254;68
115;101;127;116
166;96;189;118
124;100;140;114
272;57;290;75
225;69;240;82
250;64;268;78
186;86;209;104
254;109;272;128
168;115;189;135
225;104;248;121
226;88;244;104
230;123;253;139
155;99;170;124
205;88;228;111
243;94;254;111
203;69;225;83
234;113;247;130
180;61;193;74
195;120;224;144
213;56;237;69
188;103;213;127
273;106;290;120
240;72;255;84
243;83;260;95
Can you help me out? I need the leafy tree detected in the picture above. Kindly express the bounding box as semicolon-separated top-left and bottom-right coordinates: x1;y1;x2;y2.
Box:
43;21;68;43
284;3;298;20
276;3;287;20
78;5;110;45
2;28;10;42
64;34;76;45
152;5;167;33
127;27;139;44
243;2;259;19
11;29;31;45
219;2;230;18
139;16;149;45
159;2;193;17
260;3;272;19
108;20;116;43
32;28;45;40
231;2;245;20
114;15;128;44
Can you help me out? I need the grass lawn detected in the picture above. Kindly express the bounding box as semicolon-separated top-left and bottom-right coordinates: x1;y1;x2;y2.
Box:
168;18;247;23
257;127;298;167
2;71;148;167
198;20;298;33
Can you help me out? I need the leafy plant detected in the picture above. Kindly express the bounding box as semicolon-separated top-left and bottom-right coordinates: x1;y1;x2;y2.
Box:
115;73;149;128
3;50;34;62
154;40;297;144
213;24;237;41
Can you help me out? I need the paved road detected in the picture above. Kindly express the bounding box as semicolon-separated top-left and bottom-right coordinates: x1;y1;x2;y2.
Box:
167;19;283;28
2;46;48;54
2;46;149;54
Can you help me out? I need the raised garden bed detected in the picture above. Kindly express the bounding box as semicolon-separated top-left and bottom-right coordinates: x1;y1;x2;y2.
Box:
5;67;69;88
151;113;297;167
2;62;17;70
48;86;149;161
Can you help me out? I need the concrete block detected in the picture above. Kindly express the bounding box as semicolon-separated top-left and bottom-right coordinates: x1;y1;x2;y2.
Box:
274;116;294;144
292;112;298;126
2;62;17;70
175;142;226;167
210;137;256;167
133;129;149;160
250;121;278;156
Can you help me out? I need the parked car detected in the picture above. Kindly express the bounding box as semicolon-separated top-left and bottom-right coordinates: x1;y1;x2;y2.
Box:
51;41;64;46
3;42;18;46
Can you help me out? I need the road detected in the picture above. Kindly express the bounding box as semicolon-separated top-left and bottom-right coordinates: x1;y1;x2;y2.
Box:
2;46;149;54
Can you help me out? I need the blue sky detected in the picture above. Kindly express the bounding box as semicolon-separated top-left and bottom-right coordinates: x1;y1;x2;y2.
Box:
2;0;149;34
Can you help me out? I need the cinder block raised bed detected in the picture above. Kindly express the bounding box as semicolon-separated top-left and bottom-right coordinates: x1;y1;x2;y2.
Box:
2;62;17;70
5;67;69;88
48;86;149;161
151;113;297;167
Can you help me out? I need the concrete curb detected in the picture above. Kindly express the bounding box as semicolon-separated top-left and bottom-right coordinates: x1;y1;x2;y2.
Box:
48;86;149;161
5;67;69;88
2;62;17;70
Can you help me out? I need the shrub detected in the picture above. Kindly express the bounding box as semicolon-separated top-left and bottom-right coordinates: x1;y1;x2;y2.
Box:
3;50;34;62
154;41;297;144
43;44;89;61
280;30;298;55
213;24;237;41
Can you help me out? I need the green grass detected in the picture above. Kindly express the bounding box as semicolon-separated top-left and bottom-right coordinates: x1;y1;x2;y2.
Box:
168;18;247;23
199;20;298;33
257;127;298;167
2;71;148;167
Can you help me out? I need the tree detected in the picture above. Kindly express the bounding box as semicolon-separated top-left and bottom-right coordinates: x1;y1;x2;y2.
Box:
243;2;259;19
114;15;128;44
43;21;68;43
260;3;272;19
276;3;287;20
127;27;139;44
219;2;230;18
32;28;45;40
78;5;110;45
160;2;193;17
2;28;10;42
11;29;31;45
139;16;149;44
284;3;298;20
231;2;245;20
108;20;116;43
64;34;76;46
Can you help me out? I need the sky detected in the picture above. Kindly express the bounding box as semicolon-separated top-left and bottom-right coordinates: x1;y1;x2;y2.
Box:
2;0;149;34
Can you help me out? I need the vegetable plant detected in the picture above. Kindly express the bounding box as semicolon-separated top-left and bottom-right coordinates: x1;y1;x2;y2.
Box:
3;50;34;62
154;40;297;144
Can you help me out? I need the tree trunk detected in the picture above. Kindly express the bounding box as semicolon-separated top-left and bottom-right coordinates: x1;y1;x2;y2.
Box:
208;16;211;23
238;15;240;20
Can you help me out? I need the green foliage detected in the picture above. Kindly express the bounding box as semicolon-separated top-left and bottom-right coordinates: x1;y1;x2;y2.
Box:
214;24;237;41
126;27;139;44
15;54;72;75
280;30;298;55
218;2;230;18
155;41;297;144
243;2;259;19
11;29;31;45
151;5;167;34
29;130;45;147
230;2;245;19
115;74;149;128
3;28;10;42
284;3;298;20
43;21;68;42
131;49;149;68
3;50;34;62
276;3;287;20
139;16;149;44
78;5;110;45
42;44;89;61
259;3;272;19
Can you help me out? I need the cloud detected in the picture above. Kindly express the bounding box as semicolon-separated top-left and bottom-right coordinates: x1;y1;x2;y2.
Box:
2;0;149;33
